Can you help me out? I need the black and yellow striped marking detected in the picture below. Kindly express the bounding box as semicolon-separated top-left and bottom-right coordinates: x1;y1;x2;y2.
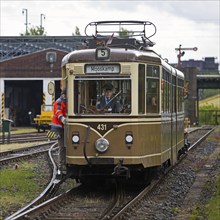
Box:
47;130;58;139
43;92;46;105
1;93;4;120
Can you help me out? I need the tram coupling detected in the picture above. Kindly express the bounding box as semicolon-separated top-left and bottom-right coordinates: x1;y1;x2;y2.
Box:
112;159;130;179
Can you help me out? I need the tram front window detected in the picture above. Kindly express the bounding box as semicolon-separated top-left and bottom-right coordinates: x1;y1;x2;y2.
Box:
74;79;131;114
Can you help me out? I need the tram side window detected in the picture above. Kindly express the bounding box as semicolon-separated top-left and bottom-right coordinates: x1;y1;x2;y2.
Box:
162;69;171;113
138;64;145;114
162;69;166;113
172;76;177;113
167;72;172;113
178;78;184;112
146;65;159;113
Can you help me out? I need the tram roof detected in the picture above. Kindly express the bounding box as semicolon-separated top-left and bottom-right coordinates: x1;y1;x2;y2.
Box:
62;47;162;66
161;59;184;79
62;47;184;79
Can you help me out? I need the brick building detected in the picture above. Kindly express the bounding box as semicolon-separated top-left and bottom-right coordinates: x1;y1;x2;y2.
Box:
0;49;67;125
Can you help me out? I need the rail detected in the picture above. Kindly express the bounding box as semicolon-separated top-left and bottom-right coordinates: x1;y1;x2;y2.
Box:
5;142;68;220
107;127;216;219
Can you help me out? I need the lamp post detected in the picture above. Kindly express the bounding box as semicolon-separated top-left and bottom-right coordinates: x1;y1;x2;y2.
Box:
22;8;29;35
175;44;198;69
40;14;46;28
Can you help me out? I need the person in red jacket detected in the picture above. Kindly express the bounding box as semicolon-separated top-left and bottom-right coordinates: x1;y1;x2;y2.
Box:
51;89;67;177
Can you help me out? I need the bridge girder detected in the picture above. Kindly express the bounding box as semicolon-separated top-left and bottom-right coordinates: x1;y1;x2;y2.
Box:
197;75;220;89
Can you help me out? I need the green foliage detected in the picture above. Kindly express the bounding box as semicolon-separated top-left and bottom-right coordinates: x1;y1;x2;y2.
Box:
199;104;219;111
72;26;81;36
199;105;220;125
20;26;46;36
119;27;133;38
189;207;202;220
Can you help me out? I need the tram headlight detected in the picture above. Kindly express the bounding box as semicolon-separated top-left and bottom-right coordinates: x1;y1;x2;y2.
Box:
125;134;133;144
72;134;80;144
95;138;109;153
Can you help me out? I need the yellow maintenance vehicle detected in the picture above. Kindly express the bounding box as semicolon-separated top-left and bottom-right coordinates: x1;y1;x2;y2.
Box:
33;105;53;132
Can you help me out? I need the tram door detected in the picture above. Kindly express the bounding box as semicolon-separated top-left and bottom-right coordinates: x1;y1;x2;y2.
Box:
5;80;43;126
55;80;61;100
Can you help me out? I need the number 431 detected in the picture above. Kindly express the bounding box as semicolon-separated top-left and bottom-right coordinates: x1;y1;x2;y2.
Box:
97;124;107;131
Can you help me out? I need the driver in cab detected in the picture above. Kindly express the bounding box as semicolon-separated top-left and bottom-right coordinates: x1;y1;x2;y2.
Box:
96;83;122;113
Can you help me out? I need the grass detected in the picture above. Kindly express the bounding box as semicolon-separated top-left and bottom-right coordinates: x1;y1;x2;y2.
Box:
0;126;37;134
0;161;42;218
189;175;220;220
0;126;48;153
0;141;49;153
8;127;37;134
189;127;220;220
205;174;220;219
190;176;220;220
204;127;220;220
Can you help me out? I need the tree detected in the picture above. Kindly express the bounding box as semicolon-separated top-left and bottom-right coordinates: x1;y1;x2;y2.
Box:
119;27;133;38
72;26;81;36
20;26;46;36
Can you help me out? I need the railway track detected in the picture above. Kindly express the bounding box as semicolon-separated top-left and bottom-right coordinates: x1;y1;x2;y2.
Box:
102;126;217;220
187;126;214;149
4;142;74;220
0;132;48;144
0;141;56;166
5;126;216;220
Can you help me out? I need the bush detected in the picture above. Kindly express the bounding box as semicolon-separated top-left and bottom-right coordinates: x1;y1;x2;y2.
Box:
199;104;220;125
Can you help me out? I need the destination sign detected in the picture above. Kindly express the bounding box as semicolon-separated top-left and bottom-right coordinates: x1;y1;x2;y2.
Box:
85;64;120;74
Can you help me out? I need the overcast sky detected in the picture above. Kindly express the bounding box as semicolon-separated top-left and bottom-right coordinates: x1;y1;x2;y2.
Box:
1;0;219;64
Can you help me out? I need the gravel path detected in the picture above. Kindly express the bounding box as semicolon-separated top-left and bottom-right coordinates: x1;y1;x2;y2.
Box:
128;128;220;220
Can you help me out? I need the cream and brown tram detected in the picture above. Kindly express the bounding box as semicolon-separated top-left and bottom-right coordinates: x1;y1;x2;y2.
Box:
61;21;185;182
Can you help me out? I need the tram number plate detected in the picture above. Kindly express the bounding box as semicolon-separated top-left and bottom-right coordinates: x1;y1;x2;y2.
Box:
96;47;110;60
97;48;109;58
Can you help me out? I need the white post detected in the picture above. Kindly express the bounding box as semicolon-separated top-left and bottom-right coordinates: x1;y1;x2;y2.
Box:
43;79;53;105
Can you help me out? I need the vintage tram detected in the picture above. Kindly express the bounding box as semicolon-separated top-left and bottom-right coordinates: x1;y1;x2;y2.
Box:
61;21;185;182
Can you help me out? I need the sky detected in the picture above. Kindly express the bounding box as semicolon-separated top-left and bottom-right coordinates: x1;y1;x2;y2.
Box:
1;0;219;64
